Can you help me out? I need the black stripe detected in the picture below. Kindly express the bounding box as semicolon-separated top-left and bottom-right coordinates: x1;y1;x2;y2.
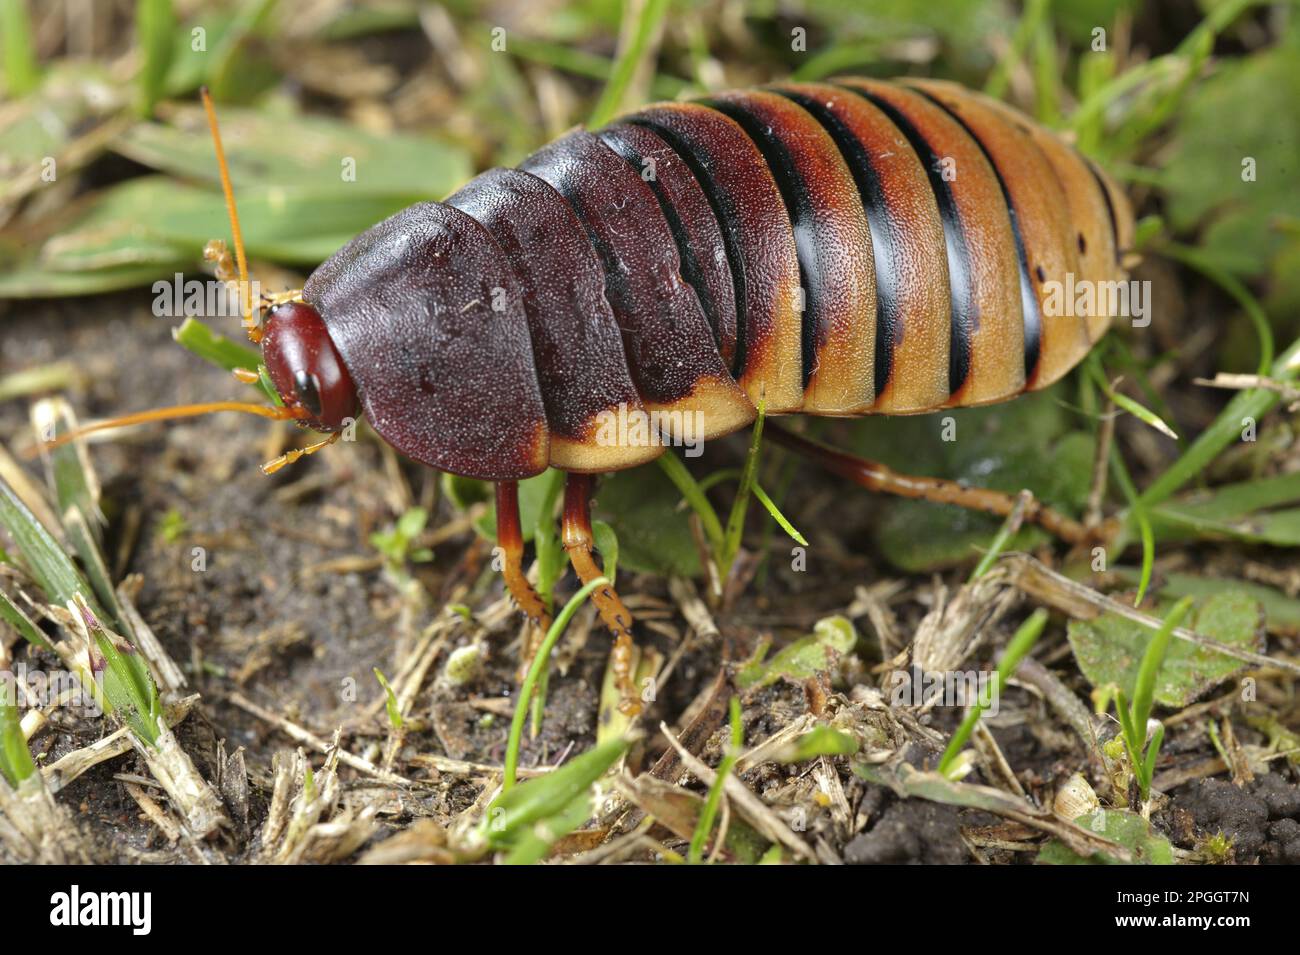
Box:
626;117;749;379
701;97;820;390
598;128;726;358
776;88;902;402
911;88;1041;386
1085;158;1122;265
838;84;972;395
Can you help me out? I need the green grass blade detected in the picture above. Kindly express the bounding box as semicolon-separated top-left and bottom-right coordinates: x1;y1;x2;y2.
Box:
720;399;767;581
0;589;52;651
0;0;38;96
586;0;670;128
33;401;104;542
172;317;279;403
1129;597;1194;734
135;0;177;116
751;483;806;547
938;608;1048;777
374;668;401;730
0;479;97;614
983;0;1047;101
503;576;609;792
656;451;725;555
0;676;37;787
591;520;620;587
1161;241;1274;375
970;494;1029;582
1137;334;1300;513
689;695;742;863
1110;443;1154;606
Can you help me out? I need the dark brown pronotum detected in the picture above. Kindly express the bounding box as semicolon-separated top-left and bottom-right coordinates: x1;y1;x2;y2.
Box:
60;79;1137;715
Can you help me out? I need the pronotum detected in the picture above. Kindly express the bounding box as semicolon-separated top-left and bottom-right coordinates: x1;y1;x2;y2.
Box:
63;77;1138;714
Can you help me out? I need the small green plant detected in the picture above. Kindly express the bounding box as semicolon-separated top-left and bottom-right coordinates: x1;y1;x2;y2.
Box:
483;735;629;864
158;508;188;544
373;668;401;730
369;507;433;568
938;608;1049;778
1199;830;1235;864
1112;596;1194;802
0;675;37;788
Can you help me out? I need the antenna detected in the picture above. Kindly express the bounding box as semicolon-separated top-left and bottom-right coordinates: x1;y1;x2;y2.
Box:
200;86;255;335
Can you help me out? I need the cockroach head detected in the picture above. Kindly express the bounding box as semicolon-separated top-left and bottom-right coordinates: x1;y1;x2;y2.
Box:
261;301;360;432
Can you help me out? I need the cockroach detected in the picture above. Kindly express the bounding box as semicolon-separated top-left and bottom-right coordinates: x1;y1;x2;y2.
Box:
56;79;1134;714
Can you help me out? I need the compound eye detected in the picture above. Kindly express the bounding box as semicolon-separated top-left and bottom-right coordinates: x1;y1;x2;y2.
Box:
261;301;359;432
293;370;323;418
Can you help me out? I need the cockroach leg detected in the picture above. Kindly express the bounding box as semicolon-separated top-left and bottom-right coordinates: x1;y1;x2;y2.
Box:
562;473;641;716
260;430;341;475
495;480;553;643
766;423;1090;545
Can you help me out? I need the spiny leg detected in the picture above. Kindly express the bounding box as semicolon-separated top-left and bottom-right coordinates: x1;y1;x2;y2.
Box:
766;423;1090;545
495;480;553;643
562;472;641;716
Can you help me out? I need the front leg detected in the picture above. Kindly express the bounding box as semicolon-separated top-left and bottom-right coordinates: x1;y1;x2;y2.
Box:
495;480;552;633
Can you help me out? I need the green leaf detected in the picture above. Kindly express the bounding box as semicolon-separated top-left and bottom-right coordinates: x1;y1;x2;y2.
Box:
772;725;860;762
135;0;176;116
485;736;629;849
114;104;470;201
1067;592;1265;707
1151;471;1300;545
1159;21;1300;277
499;789;595;865
593;465;702;577
445;469;560;546
736;615;857;689
1037;809;1174;865
369;507;429;567
1112;570;1300;635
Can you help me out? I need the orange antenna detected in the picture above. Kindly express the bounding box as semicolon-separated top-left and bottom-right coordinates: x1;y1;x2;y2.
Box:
200;86;255;336
30;401;305;457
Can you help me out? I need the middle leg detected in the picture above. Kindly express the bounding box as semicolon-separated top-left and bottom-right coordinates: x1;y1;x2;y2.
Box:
562;472;641;715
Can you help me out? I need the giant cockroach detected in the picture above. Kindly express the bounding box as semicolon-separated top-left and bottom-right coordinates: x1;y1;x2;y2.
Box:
57;78;1135;713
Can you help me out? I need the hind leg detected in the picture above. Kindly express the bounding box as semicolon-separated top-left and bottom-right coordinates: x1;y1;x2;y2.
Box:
766;423;1091;544
562;472;641;716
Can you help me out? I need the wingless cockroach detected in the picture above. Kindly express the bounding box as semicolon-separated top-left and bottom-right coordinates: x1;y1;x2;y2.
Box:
59;78;1135;714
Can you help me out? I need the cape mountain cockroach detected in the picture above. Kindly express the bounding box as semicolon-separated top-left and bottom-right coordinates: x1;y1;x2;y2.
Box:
57;79;1135;714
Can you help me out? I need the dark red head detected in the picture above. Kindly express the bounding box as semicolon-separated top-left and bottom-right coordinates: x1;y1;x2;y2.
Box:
261;301;359;431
